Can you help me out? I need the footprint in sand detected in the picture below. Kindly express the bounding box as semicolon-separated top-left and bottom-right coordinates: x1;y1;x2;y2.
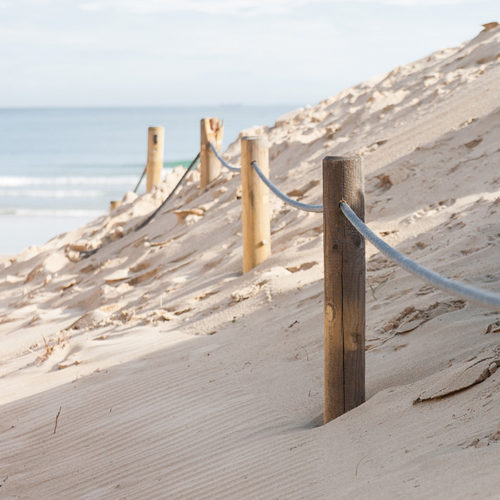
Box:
203;255;227;271
159;305;193;317
414;349;500;403
402;199;456;225
286;261;318;273
286;180;320;199
24;263;45;284
229;279;269;305
174;208;205;224
129;261;151;273
367;254;394;272
464;137;483;148
194;290;219;301
380;300;466;336
127;267;163;286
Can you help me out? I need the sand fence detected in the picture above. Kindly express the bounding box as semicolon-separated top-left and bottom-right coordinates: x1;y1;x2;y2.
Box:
110;117;500;424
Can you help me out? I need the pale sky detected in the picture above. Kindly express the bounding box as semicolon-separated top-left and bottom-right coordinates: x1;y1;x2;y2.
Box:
0;0;497;107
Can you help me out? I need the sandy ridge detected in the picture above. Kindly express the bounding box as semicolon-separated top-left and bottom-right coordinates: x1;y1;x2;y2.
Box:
0;25;499;498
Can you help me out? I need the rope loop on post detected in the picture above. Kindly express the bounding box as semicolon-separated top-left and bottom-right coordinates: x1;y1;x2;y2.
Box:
251;161;323;213
208;142;241;172
340;201;500;311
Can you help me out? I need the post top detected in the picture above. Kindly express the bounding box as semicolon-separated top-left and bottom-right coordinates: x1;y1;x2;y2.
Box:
323;155;361;163
201;117;223;134
241;135;267;143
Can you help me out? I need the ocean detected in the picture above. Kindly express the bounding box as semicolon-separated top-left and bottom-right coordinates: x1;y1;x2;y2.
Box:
0;105;294;255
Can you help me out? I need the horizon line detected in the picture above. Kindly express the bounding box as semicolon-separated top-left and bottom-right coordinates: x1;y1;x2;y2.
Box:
0;103;302;111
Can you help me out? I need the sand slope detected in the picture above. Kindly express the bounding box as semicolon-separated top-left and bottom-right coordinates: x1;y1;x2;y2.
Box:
0;25;499;498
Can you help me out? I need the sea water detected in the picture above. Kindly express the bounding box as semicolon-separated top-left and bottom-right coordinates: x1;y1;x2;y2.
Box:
0;105;294;254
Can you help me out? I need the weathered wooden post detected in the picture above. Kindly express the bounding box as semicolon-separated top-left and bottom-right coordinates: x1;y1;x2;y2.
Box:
200;118;223;189
109;200;122;212
146;126;164;192
241;136;271;273
322;156;365;423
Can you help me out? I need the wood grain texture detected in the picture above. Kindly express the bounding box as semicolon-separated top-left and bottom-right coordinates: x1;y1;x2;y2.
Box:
200;118;223;189
146;126;164;192
322;156;365;423
241;136;271;274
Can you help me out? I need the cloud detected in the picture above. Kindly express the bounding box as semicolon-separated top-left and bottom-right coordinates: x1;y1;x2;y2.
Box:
77;0;488;15
79;2;102;10
78;0;296;14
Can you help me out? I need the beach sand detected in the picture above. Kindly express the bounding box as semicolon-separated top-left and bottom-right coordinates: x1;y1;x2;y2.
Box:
0;24;499;498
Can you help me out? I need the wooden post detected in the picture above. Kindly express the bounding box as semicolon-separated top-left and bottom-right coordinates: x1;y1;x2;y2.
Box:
200;118;223;189
241;136;271;273
146;126;164;192
109;200;122;212
322;156;365;424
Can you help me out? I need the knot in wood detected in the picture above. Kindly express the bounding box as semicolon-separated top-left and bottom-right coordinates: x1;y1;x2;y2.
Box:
326;304;335;322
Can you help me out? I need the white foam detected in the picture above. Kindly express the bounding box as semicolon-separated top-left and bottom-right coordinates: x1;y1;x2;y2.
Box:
0;176;139;187
0;208;104;217
0;189;103;198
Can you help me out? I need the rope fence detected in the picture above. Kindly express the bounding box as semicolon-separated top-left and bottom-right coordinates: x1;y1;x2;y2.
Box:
206;128;499;423
208;142;241;172
207;132;499;312
250;161;323;213
135;152;200;231
116;117;499;423
340;201;500;310
207;141;500;309
133;166;147;193
209;141;323;212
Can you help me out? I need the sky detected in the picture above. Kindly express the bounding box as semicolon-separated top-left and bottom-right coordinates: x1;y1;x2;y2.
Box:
0;0;498;108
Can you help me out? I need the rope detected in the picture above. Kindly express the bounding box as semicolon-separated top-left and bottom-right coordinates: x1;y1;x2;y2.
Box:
250;161;323;213
133;166;147;193
340;201;500;310
210;143;322;213
135;152;200;231
208;142;241;172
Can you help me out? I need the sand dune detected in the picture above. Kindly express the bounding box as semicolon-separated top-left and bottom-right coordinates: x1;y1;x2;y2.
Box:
0;25;499;498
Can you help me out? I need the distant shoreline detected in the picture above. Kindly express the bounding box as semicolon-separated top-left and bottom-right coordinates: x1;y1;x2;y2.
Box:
0;104;299;111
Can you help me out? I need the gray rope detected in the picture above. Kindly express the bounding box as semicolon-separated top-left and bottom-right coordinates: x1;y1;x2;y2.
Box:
251;161;323;213
340;201;500;310
208;142;241;172
133;166;147;193
134;152;200;231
